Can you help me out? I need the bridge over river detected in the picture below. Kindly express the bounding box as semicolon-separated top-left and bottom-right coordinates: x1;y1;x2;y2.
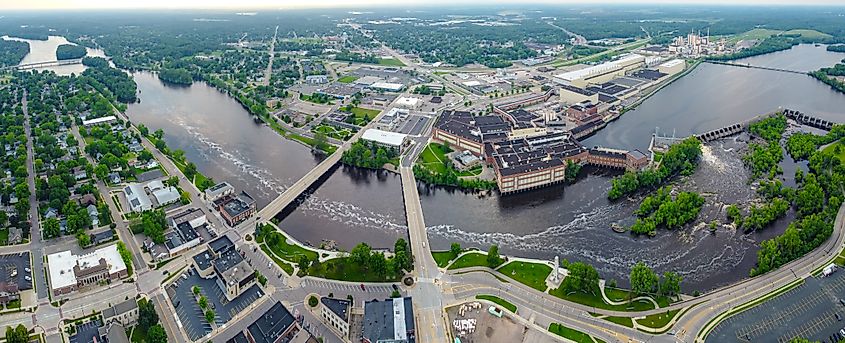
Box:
703;60;808;75
1;59;84;71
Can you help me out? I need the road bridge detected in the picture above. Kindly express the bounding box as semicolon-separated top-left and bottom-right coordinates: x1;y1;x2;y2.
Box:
704;60;808;75
2;59;84;71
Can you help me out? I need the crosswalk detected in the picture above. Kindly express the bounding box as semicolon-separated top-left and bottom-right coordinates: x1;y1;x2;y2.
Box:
299;279;396;294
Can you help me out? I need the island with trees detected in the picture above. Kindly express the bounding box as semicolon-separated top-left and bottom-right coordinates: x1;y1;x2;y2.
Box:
55;43;87;60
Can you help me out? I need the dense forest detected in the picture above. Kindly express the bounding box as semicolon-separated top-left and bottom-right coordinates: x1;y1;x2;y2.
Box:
55;44;86;60
81;57;138;103
828;45;845;53
608;137;702;200
158;68;194;85
708;35;802;61
0;40;30;67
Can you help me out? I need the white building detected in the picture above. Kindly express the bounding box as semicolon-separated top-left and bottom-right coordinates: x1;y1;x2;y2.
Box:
361;129;408;152
395;97;421;109
47;244;129;296
82;116;117;127
369;82;404;92
124;184;152;213
658;59;686;75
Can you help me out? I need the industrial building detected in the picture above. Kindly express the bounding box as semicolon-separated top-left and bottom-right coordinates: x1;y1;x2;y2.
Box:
432;110;509;155
554;54;646;88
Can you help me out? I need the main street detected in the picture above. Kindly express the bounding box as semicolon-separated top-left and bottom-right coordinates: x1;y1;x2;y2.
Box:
20;92;48;301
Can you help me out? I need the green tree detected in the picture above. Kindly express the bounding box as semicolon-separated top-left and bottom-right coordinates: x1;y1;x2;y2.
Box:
350;243;372;266
138;298;159;330
659;272;683;298
449;243;462;257
147;324;168;343
4;324;28;343
486;244;501;267
76;232;91;248
43;217;60;238
630;262;659;295
198;295;208;309
561;262;599;294
204;310;215;323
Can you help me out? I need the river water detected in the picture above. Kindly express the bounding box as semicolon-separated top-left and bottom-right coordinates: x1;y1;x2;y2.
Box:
21;40;845;291
1;35;106;75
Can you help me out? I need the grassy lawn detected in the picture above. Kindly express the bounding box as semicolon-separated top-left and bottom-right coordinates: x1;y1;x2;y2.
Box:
306;256;401;282
548;323;605;343
432;250;458;268
378;58;406;67
604;316;634;328
447;252;502;270
476;294;517;313
260;244;295;275
262;231;319;262
0;229;8;245
348;107;380;126
417;143;453;174
456;165;483;177
129;326;148;343
549;288;657;312
728;28;832;44
312;124;353;140
636;309;680;329
263;114;337;154
337;75;359;83
784;29;832;39
496;261;551;292
822;139;845;164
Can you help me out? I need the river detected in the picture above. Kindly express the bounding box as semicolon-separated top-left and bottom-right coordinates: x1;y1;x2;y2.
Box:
19;39;845;291
1;35;106;75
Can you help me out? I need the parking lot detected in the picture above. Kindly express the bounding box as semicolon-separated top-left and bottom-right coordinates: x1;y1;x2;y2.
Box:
708;271;845;343
0;252;33;290
299;279;398;295
446;301;529;343
168;267;264;341
69;319;102;343
396;114;431;136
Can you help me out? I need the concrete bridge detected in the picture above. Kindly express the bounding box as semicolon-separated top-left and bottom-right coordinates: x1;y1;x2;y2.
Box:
704;60;807;75
2;59;84;71
783;108;836;131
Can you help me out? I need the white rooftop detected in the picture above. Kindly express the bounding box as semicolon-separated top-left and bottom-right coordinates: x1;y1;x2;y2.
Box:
152;186;180;205
395;97;420;108
47;244;127;292
660;59;685;68
361;129;408;147
82;116;117;126
369;82;404;92
554;54;645;82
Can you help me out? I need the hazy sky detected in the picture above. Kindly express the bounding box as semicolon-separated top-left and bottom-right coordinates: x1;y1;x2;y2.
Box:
2;0;844;10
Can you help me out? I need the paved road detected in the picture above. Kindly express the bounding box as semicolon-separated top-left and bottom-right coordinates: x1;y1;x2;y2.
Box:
70;124;147;272
20;92;48;301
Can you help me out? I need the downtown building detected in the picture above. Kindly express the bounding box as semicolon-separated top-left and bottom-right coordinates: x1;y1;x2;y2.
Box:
47;244;129;297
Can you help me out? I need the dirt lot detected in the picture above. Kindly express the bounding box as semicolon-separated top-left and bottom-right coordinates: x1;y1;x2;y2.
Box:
447;302;526;343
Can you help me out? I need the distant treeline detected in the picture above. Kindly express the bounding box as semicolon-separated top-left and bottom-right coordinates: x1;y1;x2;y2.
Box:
0;40;29;67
